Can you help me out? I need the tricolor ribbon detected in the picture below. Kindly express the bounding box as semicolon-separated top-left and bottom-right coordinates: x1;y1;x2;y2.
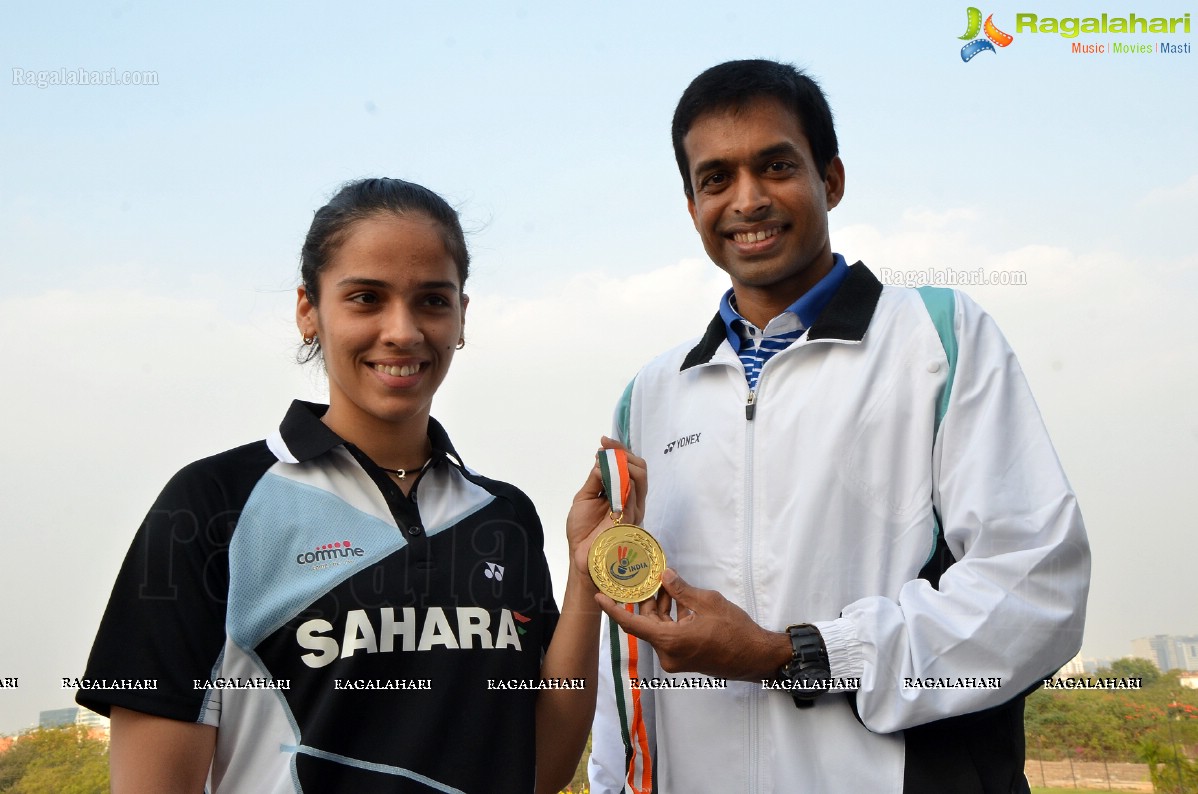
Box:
598;448;631;521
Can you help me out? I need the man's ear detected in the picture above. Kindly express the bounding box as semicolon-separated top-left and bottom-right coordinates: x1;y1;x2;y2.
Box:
824;155;846;210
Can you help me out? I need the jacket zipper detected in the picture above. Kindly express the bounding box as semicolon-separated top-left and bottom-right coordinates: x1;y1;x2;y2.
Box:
743;372;763;793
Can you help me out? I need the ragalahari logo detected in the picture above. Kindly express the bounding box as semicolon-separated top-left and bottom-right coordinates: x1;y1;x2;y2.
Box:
959;7;1014;61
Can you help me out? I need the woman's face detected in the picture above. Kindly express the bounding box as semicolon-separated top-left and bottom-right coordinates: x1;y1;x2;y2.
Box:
296;212;467;442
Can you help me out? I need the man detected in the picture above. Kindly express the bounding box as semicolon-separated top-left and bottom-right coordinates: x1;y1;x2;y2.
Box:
589;59;1089;793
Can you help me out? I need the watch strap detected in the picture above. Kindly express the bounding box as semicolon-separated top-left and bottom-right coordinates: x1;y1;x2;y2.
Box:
781;623;830;708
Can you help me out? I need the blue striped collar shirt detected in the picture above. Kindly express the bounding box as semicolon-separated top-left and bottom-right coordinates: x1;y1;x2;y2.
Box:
718;253;851;390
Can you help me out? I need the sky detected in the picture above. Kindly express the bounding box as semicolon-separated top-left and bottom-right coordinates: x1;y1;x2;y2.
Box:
1;1;1195;736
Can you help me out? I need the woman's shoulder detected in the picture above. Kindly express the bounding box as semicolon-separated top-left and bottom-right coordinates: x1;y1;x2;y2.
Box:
463;469;537;513
154;439;279;514
428;418;541;523
174;438;277;480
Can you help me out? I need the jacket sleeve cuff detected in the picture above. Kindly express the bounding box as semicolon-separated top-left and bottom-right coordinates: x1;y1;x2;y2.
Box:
813;618;863;683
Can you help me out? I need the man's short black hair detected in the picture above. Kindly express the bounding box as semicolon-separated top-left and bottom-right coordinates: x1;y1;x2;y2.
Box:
672;59;839;197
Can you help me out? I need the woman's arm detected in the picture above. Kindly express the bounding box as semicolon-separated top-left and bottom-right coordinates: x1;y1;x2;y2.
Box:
109;707;216;794
534;440;646;794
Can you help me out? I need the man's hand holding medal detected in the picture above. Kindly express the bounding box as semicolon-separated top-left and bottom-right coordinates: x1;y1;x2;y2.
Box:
576;442;795;682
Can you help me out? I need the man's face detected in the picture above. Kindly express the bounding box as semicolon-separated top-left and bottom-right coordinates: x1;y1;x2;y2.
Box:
684;97;844;325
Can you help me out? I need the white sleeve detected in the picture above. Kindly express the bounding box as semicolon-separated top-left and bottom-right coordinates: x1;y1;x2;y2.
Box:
814;292;1091;733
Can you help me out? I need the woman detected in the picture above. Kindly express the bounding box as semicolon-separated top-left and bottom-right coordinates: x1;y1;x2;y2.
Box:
77;178;642;793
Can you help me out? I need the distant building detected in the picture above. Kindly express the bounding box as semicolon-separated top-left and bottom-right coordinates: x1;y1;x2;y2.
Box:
1181;672;1198;690
37;706;109;738
1057;654;1108;674
1059;654;1086;676
1132;634;1198;672
38;707;80;729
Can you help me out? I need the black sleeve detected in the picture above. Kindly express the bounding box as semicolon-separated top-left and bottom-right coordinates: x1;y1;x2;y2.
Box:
515;487;560;654
536;547;560;655
76;442;272;722
477;475;561;652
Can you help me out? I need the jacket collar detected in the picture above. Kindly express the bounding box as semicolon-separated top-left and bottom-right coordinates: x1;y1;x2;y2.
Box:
681;261;882;371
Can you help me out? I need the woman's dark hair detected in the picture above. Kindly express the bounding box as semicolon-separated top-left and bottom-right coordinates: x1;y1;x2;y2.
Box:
671;59;839;197
299;177;470;362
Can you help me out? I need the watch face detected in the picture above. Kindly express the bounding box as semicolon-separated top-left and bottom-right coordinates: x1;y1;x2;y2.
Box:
799;667;830;686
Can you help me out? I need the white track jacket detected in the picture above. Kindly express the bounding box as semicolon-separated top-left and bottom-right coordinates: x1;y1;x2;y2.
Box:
589;263;1090;794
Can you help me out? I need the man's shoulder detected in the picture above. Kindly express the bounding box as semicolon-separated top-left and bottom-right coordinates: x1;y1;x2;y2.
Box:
648;332;712;368
626;327;717;389
874;282;995;329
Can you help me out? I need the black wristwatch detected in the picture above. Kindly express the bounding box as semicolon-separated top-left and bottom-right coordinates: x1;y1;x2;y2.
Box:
778;623;830;709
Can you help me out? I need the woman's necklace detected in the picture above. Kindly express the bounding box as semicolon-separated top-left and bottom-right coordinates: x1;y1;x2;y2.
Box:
380;458;433;481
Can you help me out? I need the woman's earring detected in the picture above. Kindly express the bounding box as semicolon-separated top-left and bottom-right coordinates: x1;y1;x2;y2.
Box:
303;335;317;345
456;338;465;350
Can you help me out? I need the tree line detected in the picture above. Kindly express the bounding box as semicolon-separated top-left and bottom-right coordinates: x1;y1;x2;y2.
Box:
1025;657;1198;791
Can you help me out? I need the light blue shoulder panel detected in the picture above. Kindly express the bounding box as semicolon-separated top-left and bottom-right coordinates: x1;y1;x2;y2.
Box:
915;286;958;432
614;377;635;448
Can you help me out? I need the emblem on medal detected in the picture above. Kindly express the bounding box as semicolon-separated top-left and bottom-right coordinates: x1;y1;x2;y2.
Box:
587;448;666;603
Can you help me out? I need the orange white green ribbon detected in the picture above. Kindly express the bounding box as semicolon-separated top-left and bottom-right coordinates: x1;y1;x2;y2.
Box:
598;448;631;520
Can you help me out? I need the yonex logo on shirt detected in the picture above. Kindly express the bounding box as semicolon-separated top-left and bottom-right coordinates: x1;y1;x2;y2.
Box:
663;433;701;455
484;562;505;581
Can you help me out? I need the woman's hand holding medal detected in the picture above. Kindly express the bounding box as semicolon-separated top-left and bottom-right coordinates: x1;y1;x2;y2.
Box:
571;441;666;604
565;438;654;599
579;446;792;681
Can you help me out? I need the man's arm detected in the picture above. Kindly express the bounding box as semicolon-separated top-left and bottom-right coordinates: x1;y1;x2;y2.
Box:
818;292;1090;731
597;568;791;681
109;707;215;794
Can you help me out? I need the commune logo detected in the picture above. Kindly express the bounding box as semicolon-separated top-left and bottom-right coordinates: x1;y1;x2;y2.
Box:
295;539;365;566
959;7;1014;61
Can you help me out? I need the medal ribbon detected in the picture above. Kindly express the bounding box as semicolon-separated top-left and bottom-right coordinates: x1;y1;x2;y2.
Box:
598;448;632;522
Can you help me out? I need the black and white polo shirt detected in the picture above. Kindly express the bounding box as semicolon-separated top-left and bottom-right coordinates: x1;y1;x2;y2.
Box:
79;401;558;793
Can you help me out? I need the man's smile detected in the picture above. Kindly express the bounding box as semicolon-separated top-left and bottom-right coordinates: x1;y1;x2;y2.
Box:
729;225;783;245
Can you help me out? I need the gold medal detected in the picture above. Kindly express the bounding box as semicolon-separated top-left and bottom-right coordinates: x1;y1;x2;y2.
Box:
588;523;666;603
588;447;666;602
